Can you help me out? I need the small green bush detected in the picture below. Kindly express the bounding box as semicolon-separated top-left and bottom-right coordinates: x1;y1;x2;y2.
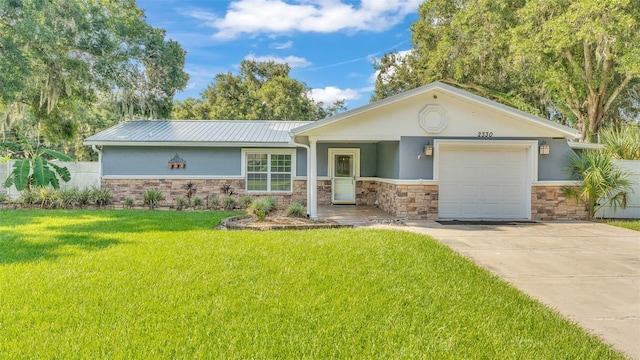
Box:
143;188;164;210
223;195;237;211
77;187;92;208
247;197;277;219
209;196;220;210
59;188;79;208
175;197;188;210
0;191;10;204
286;202;306;217
91;186;112;208
36;187;61;209
239;195;253;209
193;196;203;208
124;196;135;208
18;189;37;207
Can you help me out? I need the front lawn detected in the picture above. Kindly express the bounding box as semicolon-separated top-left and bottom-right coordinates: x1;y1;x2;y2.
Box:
0;210;625;359
607;219;640;231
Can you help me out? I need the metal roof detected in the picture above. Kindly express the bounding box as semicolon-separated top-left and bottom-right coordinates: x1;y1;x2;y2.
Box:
84;120;311;146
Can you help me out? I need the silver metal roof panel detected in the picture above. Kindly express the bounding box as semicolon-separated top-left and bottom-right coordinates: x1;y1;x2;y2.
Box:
84;120;312;145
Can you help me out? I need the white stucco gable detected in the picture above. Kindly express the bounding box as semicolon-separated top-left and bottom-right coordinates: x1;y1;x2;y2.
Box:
291;82;579;140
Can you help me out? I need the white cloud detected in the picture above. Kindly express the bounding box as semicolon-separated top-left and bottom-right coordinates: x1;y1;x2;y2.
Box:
309;86;360;104
244;53;311;68
271;40;293;50
184;0;421;40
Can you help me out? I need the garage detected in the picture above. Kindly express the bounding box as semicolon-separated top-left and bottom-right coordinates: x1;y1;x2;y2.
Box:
437;143;532;219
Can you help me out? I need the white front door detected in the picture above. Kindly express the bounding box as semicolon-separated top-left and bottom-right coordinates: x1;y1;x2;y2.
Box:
330;149;359;204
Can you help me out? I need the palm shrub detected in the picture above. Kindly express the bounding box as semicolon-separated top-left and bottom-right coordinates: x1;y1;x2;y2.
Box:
143;188;164;210
209;196;220;210
564;150;631;219
36;187;61;209
183;182;197;206
1;138;72;191
0;191;10;204
124;196;135;209
600;125;640;160
77;187;92;208
193;196;203;208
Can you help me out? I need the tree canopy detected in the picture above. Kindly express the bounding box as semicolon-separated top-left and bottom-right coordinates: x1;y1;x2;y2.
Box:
0;0;189;142
374;0;640;142
172;60;346;121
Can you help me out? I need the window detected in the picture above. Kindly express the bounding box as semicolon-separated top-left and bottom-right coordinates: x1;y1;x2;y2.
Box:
244;150;293;192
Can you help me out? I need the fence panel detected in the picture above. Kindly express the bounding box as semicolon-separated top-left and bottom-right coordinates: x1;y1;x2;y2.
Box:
1;161;100;200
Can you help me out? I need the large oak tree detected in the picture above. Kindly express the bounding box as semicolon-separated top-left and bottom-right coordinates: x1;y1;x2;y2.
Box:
0;0;189;141
374;0;640;141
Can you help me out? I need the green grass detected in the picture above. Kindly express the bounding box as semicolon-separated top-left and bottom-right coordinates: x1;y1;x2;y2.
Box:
0;210;626;359
607;219;640;231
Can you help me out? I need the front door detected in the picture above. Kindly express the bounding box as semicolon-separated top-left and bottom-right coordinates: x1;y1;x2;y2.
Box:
331;149;358;204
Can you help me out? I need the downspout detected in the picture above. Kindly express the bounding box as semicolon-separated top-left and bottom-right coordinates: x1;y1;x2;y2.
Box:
290;136;311;218
91;145;103;187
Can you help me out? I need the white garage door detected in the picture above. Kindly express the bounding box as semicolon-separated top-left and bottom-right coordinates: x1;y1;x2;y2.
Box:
439;146;529;219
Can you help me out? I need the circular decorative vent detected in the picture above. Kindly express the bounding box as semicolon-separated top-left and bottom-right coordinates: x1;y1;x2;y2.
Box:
419;105;448;134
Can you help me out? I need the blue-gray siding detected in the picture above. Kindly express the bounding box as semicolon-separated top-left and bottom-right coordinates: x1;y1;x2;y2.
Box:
376;142;399;179
316;143;377;177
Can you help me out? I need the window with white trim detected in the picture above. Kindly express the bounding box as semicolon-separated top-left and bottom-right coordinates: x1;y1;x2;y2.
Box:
245;150;294;192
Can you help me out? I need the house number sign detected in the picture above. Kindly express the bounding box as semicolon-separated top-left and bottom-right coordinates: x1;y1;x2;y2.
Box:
477;132;493;138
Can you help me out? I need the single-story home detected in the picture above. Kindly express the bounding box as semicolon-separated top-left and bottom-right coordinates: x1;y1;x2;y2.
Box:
85;82;592;220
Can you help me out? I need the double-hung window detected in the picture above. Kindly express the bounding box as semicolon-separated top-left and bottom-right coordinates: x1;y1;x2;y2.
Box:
244;150;294;192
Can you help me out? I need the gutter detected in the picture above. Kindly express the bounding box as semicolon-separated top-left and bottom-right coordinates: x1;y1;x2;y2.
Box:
289;135;311;218
91;145;103;187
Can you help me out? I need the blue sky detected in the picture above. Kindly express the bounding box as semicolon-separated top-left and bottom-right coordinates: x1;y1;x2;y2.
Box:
136;0;420;110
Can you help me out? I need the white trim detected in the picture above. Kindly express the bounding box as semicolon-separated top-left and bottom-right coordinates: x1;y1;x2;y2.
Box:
568;142;605;150
241;148;296;193
84;141;296;148
102;175;244;180
358;177;438;185
328;148;360;204
532;180;582;186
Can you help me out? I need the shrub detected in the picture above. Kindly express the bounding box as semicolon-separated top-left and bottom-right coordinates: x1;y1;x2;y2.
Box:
175;197;188;210
247;197;277;219
223;195;237;211
143;188;164;210
239;195;253;209
77;187;92;208
286;202;306;217
59;188;80;208
91;187;112;208
18;189;37;207
193;196;203;208
183;182;197;206
36;187;61;209
124;196;135;208
209;196;220;210
0;191;10;204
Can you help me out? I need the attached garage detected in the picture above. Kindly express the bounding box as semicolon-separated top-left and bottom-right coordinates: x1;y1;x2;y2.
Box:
437;141;536;220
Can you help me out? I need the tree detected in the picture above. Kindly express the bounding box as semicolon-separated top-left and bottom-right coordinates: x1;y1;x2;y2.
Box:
1;137;73;191
375;0;640;141
0;0;189;141
173;60;345;121
565;150;631;219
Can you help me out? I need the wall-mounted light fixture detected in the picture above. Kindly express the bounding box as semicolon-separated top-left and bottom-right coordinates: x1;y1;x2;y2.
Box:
539;141;550;155
424;141;434;156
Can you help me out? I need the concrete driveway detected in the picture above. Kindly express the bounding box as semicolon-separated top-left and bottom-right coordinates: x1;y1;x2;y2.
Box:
393;221;640;359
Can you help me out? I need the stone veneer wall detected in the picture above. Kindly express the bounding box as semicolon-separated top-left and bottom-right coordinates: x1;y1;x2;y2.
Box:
377;182;439;220
531;185;588;220
103;178;306;208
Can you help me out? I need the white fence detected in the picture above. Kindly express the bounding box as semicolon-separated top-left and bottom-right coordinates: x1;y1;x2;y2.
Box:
596;160;640;219
0;161;100;200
